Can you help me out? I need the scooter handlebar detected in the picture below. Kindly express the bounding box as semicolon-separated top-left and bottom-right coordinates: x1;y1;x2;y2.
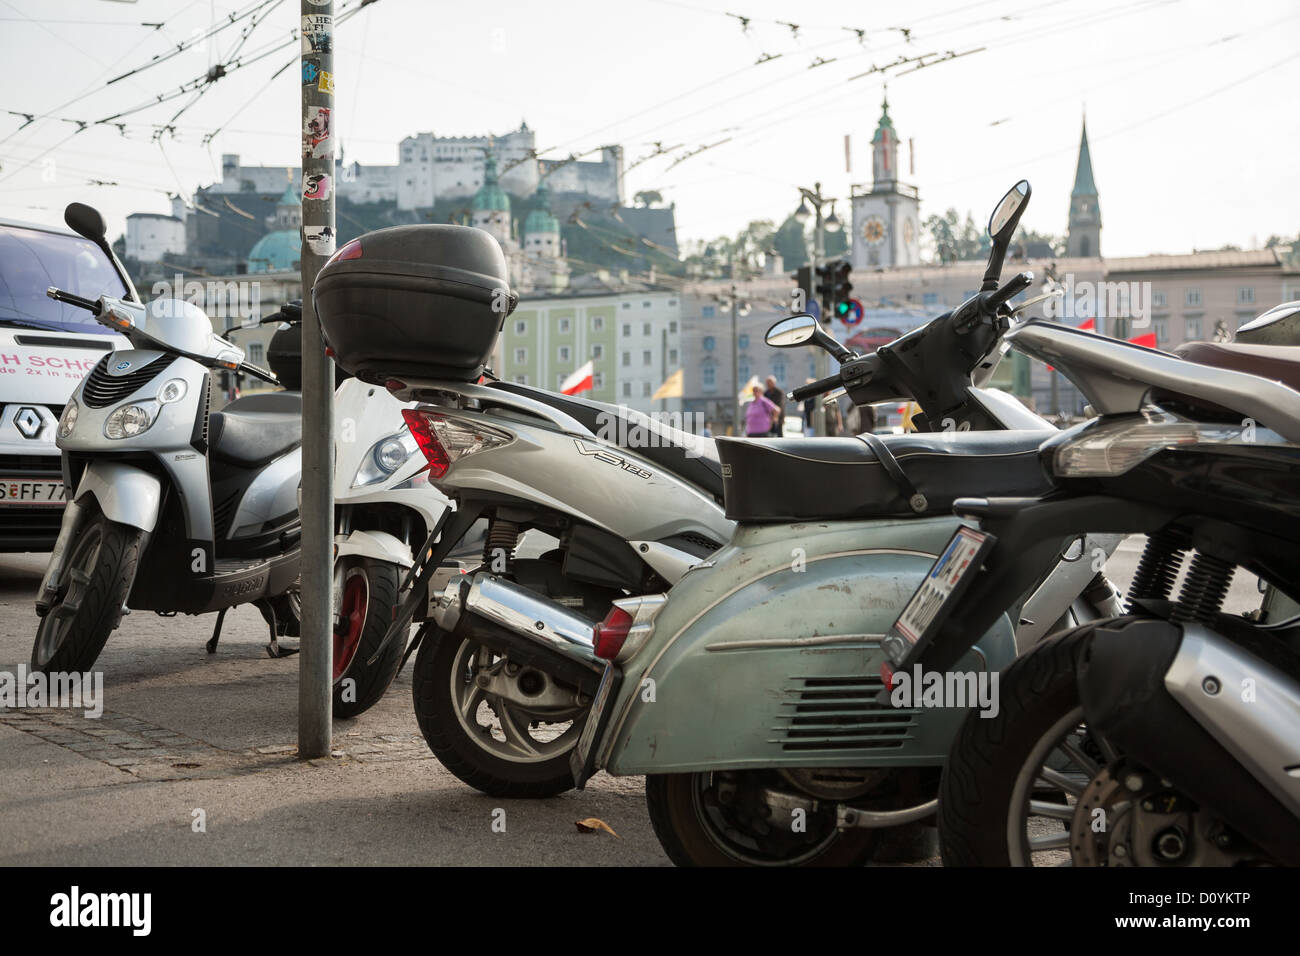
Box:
789;372;842;402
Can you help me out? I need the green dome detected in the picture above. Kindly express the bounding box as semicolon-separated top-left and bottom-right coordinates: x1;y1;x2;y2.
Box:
247;230;300;274
277;183;299;207
524;180;559;234
473;152;511;213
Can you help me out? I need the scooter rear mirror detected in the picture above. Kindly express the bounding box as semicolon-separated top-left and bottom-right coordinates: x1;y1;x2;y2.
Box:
989;180;1030;242
64;202;107;242
766;314;818;347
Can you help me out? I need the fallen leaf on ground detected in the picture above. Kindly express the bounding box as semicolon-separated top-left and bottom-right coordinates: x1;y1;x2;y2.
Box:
574;817;619;838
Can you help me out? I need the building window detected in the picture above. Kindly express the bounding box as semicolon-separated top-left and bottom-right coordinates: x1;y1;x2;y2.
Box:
668;348;678;364
922;292;938;306
622;351;630;367
621;302;631;310
592;344;604;360
642;322;651;335
701;361;717;392
667;299;677;307
772;356;786;388
622;324;631;337
248;343;264;363
594;372;605;389
559;318;571;333
1238;286;1255;305
642;350;651;365
558;345;571;362
592;316;604;331
515;375;528;385
808;358;817;378
702;306;716;318
738;356;750;380
669;320;678;333
622;382;632;397
514;320;526;334
1185;288;1202;307
556;373;567;390
1153;317;1168;344
642;382;651;397
514;347;527;364
703;336;715;352
1185;317;1201;340
1151;290;1167;308
737;334;749;350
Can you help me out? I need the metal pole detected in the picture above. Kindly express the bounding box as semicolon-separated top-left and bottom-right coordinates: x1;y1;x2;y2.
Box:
810;186;829;437
298;0;335;758
730;283;740;434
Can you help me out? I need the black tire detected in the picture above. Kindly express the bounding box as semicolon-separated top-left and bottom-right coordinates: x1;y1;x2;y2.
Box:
938;624;1095;866
331;557;403;718
31;510;142;674
646;773;880;867
411;627;584;798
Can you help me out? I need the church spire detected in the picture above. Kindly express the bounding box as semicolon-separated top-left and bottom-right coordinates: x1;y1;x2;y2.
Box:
1071;119;1098;197
1066;117;1101;258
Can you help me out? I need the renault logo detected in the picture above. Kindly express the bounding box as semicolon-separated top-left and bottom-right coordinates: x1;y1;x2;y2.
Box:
14;406;43;439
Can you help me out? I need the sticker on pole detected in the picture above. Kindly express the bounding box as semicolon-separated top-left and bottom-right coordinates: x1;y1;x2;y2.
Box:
317;70;335;96
304;225;335;257
302;14;332;54
303;172;332;201
303;106;333;159
302;57;321;85
882;526;994;667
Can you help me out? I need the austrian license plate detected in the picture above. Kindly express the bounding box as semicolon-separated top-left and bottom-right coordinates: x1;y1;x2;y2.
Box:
0;477;66;505
883;526;994;666
570;662;619;788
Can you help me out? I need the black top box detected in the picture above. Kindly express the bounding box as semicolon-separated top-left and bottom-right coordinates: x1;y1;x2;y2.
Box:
314;224;517;384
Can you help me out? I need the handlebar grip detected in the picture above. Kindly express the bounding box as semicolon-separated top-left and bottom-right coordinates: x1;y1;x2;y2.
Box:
46;287;100;314
789;372;841;402
986;271;1034;312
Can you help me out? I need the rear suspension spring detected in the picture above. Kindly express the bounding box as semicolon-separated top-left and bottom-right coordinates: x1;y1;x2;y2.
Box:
484;517;520;575
1171;552;1236;625
1126;528;1190;612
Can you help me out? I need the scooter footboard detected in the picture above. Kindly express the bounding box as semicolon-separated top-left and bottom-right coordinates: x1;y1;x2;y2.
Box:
604;534;1017;776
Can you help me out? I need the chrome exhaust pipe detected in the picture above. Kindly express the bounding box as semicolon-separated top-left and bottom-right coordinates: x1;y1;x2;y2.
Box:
432;572;605;690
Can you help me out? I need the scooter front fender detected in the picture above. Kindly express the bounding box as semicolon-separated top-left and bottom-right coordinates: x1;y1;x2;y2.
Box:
73;460;163;532
602;517;1016;776
335;529;413;569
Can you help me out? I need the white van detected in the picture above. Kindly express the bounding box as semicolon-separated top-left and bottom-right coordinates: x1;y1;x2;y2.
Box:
0;213;131;551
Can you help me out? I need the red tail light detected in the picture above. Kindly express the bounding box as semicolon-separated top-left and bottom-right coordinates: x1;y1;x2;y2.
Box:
594;604;634;660
401;408;450;478
880;661;895;691
329;238;364;263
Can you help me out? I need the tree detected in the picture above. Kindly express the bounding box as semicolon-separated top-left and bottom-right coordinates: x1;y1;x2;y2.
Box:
634;190;663;208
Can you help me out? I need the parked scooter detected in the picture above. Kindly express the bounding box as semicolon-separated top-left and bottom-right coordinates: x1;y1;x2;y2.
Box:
33;288;303;673
894;305;1300;866
324;182;1128;860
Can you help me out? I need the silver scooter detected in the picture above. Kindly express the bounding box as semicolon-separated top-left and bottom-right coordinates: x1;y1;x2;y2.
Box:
33;287;302;673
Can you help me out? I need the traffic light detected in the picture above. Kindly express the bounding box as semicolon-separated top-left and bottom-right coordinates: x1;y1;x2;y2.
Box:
791;265;813;314
829;259;852;315
814;262;834;315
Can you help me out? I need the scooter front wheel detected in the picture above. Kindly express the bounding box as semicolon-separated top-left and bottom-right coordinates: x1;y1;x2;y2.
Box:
31;509;142;674
412;628;588;797
331;557;404;718
646;772;880;867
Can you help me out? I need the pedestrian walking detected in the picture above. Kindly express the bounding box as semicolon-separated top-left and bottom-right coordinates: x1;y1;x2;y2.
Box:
745;384;781;437
764;376;785;436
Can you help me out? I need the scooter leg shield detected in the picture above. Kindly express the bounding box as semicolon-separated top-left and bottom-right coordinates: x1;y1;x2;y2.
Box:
1078;617;1300;864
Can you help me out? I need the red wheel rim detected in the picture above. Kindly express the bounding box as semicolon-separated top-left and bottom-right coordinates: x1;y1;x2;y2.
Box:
333;572;368;682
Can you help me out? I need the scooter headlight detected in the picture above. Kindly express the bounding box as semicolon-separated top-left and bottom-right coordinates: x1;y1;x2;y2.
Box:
353;432;418;486
104;403;155;439
57;398;79;439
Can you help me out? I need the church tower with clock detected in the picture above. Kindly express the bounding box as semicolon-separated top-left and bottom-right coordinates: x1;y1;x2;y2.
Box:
851;95;921;270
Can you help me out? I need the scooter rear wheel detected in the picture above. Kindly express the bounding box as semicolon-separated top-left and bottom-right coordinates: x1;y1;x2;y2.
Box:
31;510;142;675
646;772;880;867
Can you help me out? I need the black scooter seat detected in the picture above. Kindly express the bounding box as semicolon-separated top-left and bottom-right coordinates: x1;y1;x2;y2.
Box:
717;429;1053;522
209;397;302;468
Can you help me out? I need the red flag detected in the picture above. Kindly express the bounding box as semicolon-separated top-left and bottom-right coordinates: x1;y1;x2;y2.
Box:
1128;332;1158;349
1078;318;1095;332
560;360;594;395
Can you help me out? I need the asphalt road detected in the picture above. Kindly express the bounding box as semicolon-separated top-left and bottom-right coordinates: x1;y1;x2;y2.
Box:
0;537;1264;866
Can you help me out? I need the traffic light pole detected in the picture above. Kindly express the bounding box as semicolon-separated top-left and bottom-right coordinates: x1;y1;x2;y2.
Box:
810;216;829;437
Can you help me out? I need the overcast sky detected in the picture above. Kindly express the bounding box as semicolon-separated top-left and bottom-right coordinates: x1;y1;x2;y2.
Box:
1;0;1296;257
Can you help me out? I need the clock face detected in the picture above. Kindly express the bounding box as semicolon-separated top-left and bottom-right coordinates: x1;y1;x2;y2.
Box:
862;216;887;245
903;218;915;245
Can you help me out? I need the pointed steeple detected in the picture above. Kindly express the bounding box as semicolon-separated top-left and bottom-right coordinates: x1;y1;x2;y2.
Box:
871;91;899;187
1071;120;1098;197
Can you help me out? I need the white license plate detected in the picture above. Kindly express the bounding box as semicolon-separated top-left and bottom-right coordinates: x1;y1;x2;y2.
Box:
0;477;66;505
893;527;989;646
571;663;617;783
